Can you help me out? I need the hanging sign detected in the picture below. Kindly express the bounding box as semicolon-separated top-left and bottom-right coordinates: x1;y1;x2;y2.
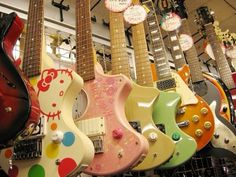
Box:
123;5;147;25
179;34;194;51
161;12;181;31
105;0;132;12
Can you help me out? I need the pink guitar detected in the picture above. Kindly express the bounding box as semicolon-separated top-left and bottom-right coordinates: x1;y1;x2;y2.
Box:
72;0;149;176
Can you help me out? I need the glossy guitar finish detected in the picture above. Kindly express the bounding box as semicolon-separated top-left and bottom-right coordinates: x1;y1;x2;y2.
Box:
179;67;232;122
152;92;197;169
74;65;150;176
143;0;197;168
176;93;215;150
204;73;233;122
123;0;175;170
125;83;175;170
193;79;236;155
0;1;95;176
0;13;40;148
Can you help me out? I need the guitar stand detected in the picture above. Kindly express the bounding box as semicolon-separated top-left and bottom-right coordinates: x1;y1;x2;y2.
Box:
51;0;69;22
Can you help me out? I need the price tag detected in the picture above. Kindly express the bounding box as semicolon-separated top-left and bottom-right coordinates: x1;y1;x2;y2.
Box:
105;0;132;12
179;34;194;51
161;13;181;31
123;5;147;25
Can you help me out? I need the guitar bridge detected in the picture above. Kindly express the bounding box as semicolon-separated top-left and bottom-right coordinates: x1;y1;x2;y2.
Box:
77;117;105;154
129;121;142;133
13;138;42;160
156;78;176;91
12;117;45;160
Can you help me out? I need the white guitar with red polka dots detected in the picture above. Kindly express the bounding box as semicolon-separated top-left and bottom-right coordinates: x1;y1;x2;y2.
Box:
0;0;94;177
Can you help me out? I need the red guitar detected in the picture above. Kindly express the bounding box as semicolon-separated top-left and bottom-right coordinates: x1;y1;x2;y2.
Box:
0;12;40;149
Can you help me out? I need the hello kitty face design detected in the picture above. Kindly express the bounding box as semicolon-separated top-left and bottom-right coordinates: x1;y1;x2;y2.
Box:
37;68;73;121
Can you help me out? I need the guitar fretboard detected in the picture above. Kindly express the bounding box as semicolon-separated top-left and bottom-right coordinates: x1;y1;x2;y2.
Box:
179;19;204;83
131;0;153;87
168;30;186;70
76;0;95;81
22;0;43;78
143;0;172;81
205;23;235;89
109;12;130;77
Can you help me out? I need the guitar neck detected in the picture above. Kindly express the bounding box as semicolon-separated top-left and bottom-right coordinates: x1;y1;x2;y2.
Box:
179;19;204;83
131;0;153;87
22;0;44;78
143;0;172;81
109;11;130;77
167;30;186;70
75;0;95;81
205;23;235;89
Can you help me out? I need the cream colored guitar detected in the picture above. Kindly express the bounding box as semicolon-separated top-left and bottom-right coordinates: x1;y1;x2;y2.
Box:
109;1;175;171
0;0;94;176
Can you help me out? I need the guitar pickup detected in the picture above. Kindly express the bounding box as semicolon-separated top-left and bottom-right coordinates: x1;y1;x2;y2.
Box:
77;117;105;154
156;78;176;91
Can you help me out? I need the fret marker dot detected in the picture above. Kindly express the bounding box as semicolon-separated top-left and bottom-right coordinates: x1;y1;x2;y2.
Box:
115;19;117;21
119;66;122;69
118;58;121;61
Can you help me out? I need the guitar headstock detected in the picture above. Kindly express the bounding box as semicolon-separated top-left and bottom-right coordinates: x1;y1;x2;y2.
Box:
196;6;214;26
158;0;173;15
171;0;188;19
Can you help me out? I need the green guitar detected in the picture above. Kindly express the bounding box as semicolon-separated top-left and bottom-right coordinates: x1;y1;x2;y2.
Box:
143;0;197;169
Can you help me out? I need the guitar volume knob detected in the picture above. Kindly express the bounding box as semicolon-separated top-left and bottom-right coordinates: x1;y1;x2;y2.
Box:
52;131;64;144
204;121;212;129
200;107;208;115
148;132;158;142
192;115;200;123
195;129;203;137
112;128;123;139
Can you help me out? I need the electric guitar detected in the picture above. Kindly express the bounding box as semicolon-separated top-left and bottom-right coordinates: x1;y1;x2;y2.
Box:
178;6;236;156
173;0;234;124
167;29;215;151
109;0;175;171
202;17;236;126
72;0;149;176
143;0;197;169
0;12;40;149
0;0;95;176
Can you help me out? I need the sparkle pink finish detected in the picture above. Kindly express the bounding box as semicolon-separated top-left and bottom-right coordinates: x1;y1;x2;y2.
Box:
82;65;148;176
